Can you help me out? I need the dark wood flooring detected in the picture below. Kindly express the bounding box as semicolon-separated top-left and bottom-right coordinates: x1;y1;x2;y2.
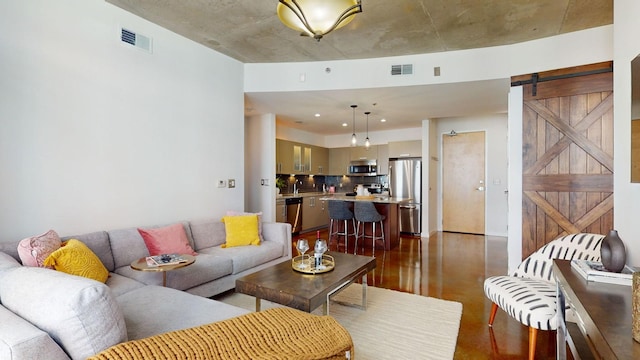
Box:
295;229;557;360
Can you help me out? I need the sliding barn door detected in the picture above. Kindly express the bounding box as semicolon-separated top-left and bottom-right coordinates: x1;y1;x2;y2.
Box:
515;63;614;258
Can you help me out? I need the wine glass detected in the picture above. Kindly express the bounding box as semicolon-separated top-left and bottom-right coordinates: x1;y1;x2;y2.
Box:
314;239;328;270
296;239;310;269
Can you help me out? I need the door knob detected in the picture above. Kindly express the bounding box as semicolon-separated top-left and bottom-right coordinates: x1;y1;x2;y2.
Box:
476;186;485;191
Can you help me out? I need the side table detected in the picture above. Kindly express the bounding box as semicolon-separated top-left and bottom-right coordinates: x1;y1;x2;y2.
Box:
131;254;195;286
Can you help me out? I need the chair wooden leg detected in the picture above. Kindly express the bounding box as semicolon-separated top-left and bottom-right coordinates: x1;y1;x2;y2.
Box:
528;327;537;360
488;302;498;326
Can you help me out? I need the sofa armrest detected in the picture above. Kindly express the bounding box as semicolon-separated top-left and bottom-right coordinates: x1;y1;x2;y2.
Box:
261;222;292;259
0;305;70;360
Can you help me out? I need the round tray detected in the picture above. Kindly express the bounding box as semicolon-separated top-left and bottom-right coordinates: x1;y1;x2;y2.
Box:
292;254;335;274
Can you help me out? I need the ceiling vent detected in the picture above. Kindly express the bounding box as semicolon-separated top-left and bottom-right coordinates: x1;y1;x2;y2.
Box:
391;64;413;76
120;28;152;53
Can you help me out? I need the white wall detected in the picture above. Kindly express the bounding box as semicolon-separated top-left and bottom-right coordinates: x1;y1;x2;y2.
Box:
435;115;509;237
614;0;640;266
245;26;612;93
245;114;276;222
0;0;245;241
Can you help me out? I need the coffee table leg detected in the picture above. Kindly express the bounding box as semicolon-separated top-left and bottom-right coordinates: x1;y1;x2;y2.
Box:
255;297;261;312
162;272;167;287
361;273;367;310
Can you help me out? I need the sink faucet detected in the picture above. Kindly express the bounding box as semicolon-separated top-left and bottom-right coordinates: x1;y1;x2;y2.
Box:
293;181;298;195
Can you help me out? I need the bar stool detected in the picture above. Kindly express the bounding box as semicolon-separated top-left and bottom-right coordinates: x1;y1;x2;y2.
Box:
328;201;356;253
354;202;385;256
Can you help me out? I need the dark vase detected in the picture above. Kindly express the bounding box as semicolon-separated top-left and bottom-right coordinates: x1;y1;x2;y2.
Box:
601;230;627;273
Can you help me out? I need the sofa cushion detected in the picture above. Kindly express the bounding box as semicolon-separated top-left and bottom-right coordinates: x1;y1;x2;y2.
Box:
221;215;261;248
105;273;146;297
44;239;109;283
16;229;61;268
0;304;71;360
200;241;284;274
114;253;233;290
0;252;21;273
138;223;197;256
61;231;115;272
115;285;249;340
0;266;127;360
189;219;226;250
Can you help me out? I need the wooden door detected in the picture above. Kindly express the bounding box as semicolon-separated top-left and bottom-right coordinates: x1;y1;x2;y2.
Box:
516;63;614;258
442;131;486;234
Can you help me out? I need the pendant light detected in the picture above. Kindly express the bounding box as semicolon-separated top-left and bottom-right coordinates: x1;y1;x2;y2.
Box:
364;111;371;148
350;104;357;147
277;0;363;41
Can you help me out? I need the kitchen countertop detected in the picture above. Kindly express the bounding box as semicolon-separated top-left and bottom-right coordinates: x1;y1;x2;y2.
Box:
277;192;412;204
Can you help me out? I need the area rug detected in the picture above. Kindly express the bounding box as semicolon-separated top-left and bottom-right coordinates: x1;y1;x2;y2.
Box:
217;285;463;360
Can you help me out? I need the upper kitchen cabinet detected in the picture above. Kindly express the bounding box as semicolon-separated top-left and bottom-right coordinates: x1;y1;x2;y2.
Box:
311;145;329;174
276;139;295;174
350;145;378;161
388;140;422;158
329;147;351;175
277;139;330;175
377;144;389;175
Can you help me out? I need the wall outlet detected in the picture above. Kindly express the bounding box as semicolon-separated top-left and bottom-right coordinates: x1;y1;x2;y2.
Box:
228;179;235;188
217;180;226;188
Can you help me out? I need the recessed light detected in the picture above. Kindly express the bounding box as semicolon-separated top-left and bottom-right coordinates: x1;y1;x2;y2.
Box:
315;113;320;117
342;123;348;127
380;118;387;122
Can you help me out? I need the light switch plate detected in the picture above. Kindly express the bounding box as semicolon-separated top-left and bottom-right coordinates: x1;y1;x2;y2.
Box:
217;180;226;188
228;179;235;188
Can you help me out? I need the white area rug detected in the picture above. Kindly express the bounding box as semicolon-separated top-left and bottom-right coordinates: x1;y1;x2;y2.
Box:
218;285;463;360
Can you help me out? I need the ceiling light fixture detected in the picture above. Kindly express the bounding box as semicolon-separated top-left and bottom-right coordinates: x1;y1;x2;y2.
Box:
350;104;357;147
364;111;371;148
277;0;363;41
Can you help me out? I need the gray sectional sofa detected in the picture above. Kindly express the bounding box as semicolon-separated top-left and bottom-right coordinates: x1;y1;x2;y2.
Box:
0;219;292;360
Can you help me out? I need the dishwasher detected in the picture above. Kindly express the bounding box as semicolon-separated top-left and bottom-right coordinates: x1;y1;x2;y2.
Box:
285;197;302;234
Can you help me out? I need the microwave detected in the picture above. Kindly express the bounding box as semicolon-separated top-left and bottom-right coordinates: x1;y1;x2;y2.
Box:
349;160;377;176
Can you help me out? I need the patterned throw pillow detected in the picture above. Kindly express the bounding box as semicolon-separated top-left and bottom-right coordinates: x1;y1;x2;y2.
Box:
43;239;109;283
17;229;61;268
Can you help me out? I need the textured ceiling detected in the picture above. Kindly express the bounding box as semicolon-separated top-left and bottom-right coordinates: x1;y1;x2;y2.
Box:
106;0;613;135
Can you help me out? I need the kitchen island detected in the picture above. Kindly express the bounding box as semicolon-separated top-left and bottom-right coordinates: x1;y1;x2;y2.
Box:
321;195;411;251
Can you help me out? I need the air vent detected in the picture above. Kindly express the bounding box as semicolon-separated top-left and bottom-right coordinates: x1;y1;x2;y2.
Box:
391;64;413;76
120;28;152;53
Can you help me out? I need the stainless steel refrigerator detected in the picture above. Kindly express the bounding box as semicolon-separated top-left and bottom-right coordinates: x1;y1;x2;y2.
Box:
388;158;422;235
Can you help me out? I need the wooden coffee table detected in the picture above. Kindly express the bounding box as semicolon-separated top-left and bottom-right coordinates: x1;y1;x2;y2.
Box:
235;251;376;315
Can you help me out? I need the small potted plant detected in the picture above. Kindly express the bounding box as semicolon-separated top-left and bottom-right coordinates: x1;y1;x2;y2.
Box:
275;178;286;195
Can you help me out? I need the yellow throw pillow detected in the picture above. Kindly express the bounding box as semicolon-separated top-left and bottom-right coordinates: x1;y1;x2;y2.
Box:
43;239;109;283
221;214;261;248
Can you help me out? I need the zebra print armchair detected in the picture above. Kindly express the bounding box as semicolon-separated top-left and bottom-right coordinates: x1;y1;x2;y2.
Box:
483;233;603;360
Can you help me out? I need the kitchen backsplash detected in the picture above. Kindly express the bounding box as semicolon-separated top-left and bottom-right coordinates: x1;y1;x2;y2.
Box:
277;174;388;195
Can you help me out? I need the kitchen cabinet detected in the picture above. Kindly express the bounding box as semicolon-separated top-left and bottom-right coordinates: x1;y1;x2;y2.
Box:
350;145;377;161
329;147;351;175
275;199;287;223
377;144;389;174
276;139;295;174
311;145;329;174
388;140;422;158
302;196;329;231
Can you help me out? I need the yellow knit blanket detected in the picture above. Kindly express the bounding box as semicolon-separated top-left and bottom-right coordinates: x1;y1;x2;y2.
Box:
88;308;353;360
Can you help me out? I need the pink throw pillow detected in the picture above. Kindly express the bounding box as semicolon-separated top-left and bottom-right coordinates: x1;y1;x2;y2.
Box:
226;211;264;242
17;229;62;267
138;223;197;256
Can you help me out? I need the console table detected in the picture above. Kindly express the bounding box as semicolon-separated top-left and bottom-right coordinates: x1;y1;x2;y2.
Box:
553;259;640;359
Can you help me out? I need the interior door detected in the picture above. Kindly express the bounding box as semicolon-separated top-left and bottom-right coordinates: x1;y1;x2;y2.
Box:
442;131;486;234
516;62;614;258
